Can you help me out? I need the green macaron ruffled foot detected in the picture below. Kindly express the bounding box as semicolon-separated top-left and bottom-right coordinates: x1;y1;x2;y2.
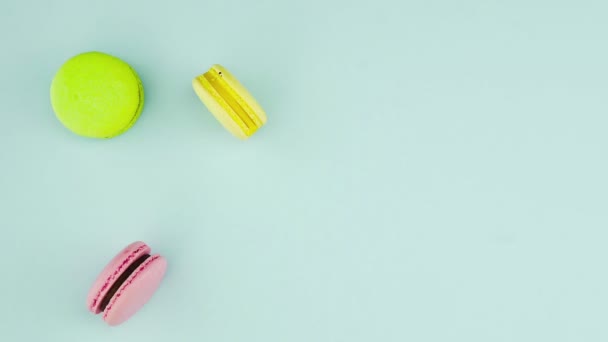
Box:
50;51;144;138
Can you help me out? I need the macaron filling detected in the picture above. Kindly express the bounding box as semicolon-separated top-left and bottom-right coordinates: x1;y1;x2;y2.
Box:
108;66;145;138
201;71;261;134
98;253;150;311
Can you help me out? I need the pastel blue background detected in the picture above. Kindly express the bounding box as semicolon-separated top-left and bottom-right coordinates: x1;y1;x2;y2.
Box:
1;0;606;340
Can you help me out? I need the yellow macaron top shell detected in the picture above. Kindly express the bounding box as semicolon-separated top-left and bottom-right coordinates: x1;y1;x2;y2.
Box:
50;51;144;138
192;64;267;139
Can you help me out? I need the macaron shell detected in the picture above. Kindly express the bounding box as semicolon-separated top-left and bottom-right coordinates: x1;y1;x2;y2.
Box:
103;255;167;326
211;64;267;125
192;76;249;139
87;241;151;314
192;65;267;139
50;51;144;138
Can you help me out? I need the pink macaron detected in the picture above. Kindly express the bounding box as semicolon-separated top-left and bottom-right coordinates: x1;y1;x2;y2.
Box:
87;241;167;326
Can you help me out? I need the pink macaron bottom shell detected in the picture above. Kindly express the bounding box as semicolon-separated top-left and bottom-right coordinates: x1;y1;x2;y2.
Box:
103;254;168;326
87;241;151;314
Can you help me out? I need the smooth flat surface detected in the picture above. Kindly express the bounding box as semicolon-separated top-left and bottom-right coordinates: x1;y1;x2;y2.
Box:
0;0;607;341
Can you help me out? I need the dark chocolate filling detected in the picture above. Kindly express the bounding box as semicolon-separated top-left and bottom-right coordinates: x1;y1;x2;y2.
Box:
99;254;150;311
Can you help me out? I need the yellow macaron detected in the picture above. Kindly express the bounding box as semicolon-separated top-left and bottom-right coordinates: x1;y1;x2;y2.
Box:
192;65;267;139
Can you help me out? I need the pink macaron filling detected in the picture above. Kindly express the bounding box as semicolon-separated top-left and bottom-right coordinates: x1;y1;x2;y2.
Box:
98;253;151;312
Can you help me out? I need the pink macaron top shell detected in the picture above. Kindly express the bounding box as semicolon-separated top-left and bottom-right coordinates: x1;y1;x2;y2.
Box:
103;254;168;326
87;241;151;314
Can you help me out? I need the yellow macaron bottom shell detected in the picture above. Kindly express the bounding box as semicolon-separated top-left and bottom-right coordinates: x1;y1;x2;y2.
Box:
192;65;267;139
50;52;144;139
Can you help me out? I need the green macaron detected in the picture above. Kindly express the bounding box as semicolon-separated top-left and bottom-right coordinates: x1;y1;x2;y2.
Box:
50;51;144;138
